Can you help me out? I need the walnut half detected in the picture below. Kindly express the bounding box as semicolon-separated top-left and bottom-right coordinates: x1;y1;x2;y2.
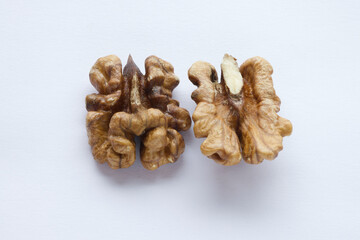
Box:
188;54;292;165
86;55;191;170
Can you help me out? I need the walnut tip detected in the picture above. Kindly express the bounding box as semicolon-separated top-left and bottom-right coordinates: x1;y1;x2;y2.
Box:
124;54;141;77
127;54;134;64
221;54;243;95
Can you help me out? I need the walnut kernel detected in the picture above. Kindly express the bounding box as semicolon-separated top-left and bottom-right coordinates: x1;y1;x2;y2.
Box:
189;54;292;165
86;55;191;170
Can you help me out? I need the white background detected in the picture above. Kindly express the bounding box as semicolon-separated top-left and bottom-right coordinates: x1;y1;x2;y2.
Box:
0;0;359;239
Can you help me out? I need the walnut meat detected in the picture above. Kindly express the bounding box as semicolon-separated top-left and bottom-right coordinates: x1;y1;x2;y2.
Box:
188;54;292;165
86;55;191;170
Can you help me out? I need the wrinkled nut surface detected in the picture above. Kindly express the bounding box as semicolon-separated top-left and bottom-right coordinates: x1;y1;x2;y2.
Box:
86;55;191;170
189;54;292;165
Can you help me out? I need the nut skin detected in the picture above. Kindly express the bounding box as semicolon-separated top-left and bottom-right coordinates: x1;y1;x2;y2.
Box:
86;55;190;170
188;55;292;165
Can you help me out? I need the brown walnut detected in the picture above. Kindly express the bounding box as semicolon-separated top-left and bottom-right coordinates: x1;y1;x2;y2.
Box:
188;54;292;165
86;55;191;170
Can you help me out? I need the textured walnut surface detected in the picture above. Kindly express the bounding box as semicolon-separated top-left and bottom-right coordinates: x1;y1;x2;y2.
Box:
86;55;191;170
189;54;292;165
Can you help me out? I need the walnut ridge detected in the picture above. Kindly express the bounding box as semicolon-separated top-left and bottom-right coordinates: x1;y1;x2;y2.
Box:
86;55;191;170
188;54;292;165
